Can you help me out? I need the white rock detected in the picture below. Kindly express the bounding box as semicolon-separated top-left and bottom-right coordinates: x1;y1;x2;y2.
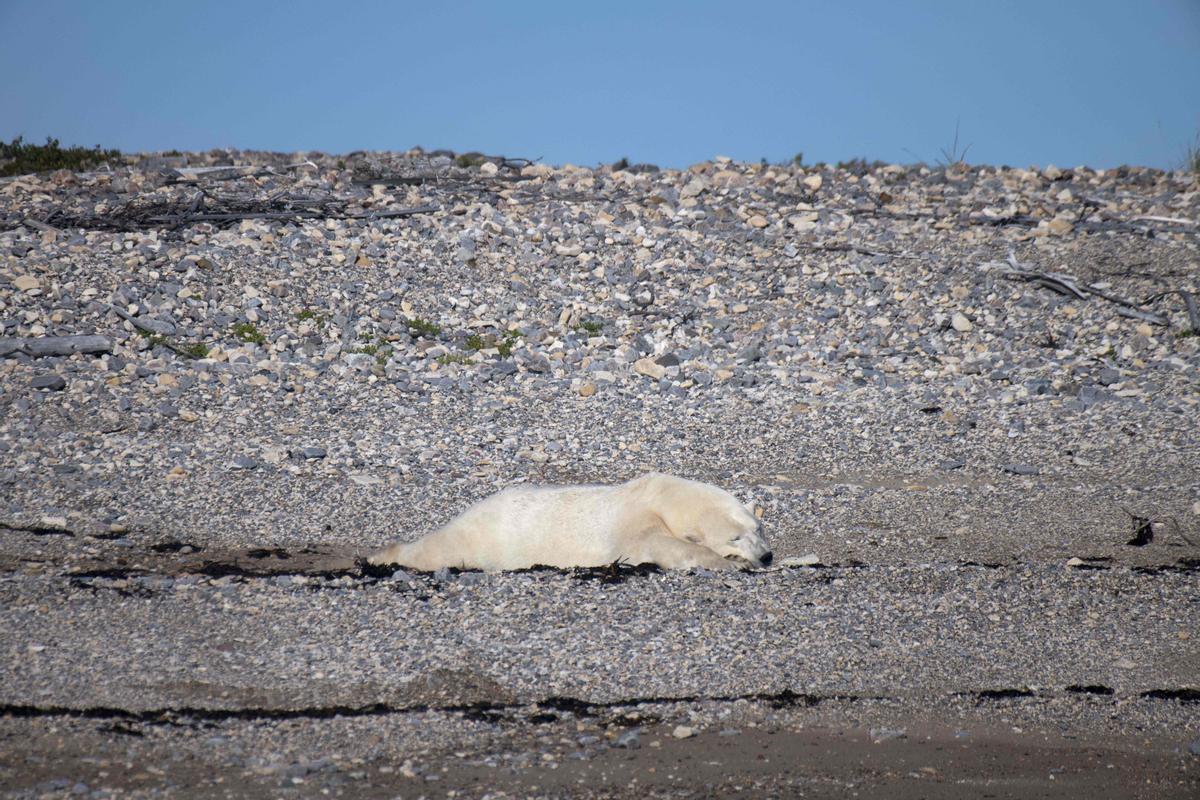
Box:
803;174;823;191
479;162;499;177
672;725;696;739
680;177;709;198
633;357;666;380
780;553;821;567
1046;216;1073;236
13;275;41;292
951;312;974;332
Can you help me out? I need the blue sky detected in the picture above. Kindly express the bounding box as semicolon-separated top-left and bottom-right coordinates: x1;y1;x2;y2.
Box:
2;0;1198;169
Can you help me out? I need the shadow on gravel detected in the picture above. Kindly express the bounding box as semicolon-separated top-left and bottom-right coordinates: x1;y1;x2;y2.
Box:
45;542;1200;599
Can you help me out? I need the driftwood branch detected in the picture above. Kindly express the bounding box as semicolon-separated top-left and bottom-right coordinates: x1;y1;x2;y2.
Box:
103;303;176;335
793;242;924;261
990;252;1170;325
0;335;112;358
142;203;438;226
1143;290;1200;332
21;217;63;235
167;161;317;181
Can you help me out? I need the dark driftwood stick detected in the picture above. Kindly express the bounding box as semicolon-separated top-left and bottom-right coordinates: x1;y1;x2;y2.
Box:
1143;290;1200;331
0;335;112;358
103;303;176;335
1115;307;1169;325
350;204;439;219
144;204;438;226
793;242;923;260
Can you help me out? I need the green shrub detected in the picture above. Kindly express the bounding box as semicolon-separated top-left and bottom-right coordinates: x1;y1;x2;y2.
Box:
497;329;520;357
407;317;441;338
455;152;487;168
0;136;122;176
232;322;266;345
576;319;604;335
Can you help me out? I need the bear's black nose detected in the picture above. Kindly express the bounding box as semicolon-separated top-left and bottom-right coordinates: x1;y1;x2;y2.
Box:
760;551;773;566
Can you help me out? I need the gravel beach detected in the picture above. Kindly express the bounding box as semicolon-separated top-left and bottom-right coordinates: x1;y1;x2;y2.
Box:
1;150;1197;797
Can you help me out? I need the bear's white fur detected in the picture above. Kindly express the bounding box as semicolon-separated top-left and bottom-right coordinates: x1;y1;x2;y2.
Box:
367;472;771;572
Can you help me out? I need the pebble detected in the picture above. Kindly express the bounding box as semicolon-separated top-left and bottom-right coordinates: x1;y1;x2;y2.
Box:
30;374;66;391
870;727;907;742
615;729;641;748
951;313;973;332
633;357;667;380
780;554;822;567
13;275;41;291
672;725;696;739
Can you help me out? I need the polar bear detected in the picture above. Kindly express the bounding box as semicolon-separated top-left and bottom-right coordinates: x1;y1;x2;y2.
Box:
367;472;772;572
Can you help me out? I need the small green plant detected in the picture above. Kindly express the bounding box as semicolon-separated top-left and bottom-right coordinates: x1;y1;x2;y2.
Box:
0;136;122;176
576;319;604;335
177;342;210;359
336;159;346;170
455;152;487;168
436;352;471;366
836;157;887;175
136;329;208;358
374;344;393;366
1184;134;1200;174
1177;328;1198;339
406;317;441;338
937;119;972;167
612;157;630;171
351;343;379;356
464;329;520;356
232;322;266;345
792;152;805;167
162;149;182;157
496;329;520;357
137;330;169;348
296;308;328;326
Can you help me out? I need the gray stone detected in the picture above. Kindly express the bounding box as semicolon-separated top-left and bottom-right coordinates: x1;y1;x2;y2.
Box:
31;374;66;391
615;729;641;748
655;352;681;367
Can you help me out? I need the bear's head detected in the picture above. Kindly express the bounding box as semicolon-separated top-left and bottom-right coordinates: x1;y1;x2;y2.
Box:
637;473;773;568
